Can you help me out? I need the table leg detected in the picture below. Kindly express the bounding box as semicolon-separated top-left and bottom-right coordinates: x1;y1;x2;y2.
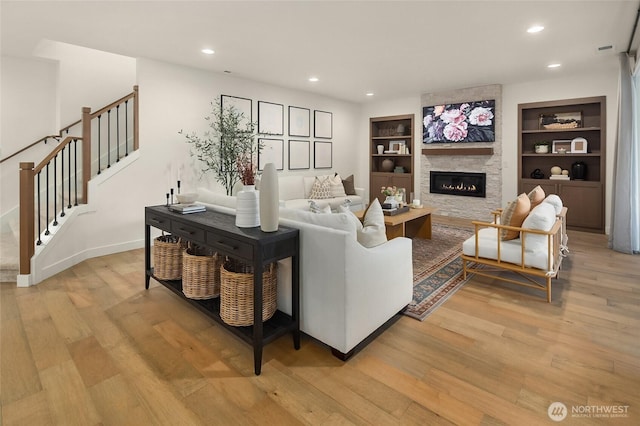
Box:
253;255;264;376
145;224;151;289
292;252;300;350
406;214;432;239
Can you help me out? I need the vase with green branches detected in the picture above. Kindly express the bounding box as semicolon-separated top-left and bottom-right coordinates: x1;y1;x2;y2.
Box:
180;98;262;195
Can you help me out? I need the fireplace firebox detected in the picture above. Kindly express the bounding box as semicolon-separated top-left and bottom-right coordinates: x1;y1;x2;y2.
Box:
430;171;486;198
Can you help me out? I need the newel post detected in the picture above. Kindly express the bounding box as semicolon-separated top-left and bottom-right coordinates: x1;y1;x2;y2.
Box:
81;106;92;203
133;85;139;151
19;162;35;275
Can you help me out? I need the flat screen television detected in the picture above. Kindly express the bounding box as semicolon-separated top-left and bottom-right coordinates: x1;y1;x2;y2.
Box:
423;99;495;143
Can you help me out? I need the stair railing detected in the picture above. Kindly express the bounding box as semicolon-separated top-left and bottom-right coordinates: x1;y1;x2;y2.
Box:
19;86;139;276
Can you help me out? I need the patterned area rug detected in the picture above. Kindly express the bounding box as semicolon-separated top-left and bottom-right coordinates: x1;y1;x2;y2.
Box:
404;223;476;321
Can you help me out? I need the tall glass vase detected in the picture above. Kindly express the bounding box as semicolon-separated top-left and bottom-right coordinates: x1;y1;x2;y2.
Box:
260;163;279;232
235;185;260;228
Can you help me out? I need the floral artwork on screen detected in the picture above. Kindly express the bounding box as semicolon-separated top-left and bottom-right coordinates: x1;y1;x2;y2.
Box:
423;100;495;143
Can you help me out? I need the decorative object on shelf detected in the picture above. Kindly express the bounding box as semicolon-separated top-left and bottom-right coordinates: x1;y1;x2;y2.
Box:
220;259;277;326
396;123;406;135
571;137;588;153
395;187;406;205
236;185;260;228
377;145;384;154
530;168;545;179
182;244;221;300
390;140;406;153
571;161;587;180
259;162;279;232
394;166;405;173
552;139;572;154
562;169;569;176
176;192;197;204
534;141;550;153
550;165;562;176
539;111;582;129
181;96;261;195
381;158;394;172
423;99;495;143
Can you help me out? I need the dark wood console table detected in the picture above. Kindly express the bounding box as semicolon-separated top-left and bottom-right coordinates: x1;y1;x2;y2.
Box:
144;205;300;375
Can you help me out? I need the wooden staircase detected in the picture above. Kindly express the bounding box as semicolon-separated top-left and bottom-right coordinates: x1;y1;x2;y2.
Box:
0;86;139;284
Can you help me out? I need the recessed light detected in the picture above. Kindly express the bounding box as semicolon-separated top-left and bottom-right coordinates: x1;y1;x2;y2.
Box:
201;48;215;55
308;77;319;82
527;25;544;33
547;63;561;68
366;92;374;97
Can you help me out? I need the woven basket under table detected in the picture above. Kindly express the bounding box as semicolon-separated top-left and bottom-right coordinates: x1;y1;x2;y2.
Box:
182;246;222;300
153;234;186;280
220;260;277;326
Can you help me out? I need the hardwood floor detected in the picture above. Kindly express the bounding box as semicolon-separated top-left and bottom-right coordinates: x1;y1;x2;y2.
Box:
2;222;639;425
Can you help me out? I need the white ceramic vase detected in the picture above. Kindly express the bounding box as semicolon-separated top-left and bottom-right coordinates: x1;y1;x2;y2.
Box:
235;185;260;228
259;163;279;232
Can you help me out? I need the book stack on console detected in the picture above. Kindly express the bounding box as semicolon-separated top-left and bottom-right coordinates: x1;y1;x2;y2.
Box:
549;175;570;180
169;203;206;214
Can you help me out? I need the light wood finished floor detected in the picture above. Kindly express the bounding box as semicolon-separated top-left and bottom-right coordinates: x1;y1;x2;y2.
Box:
2;219;639;425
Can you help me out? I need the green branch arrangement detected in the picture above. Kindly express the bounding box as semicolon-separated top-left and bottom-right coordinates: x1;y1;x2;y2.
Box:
180;99;262;195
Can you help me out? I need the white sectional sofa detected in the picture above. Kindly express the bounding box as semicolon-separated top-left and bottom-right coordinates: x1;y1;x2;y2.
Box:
272;174;366;211
195;188;413;358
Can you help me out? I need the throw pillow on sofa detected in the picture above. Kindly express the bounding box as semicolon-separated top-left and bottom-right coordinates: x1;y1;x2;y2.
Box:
309;200;332;214
309;176;332;199
500;193;531;240
542;194;563;214
357;198;387;248
522;202;556;252
330;173;347;197
341;174;357;195
527;185;546;209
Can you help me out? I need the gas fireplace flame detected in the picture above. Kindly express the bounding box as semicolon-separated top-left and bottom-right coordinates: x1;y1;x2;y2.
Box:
441;183;477;192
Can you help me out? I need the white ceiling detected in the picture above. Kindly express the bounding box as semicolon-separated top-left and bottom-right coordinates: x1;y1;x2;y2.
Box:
2;0;639;103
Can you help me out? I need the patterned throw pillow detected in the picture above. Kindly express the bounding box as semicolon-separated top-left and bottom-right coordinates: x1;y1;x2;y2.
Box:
527;185;546;209
500;193;531;240
309;176;332;199
308;200;331;214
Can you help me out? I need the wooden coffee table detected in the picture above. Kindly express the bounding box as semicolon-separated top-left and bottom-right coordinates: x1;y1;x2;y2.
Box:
355;206;436;240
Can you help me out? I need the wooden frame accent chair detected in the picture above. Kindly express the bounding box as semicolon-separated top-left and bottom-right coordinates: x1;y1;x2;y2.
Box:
461;200;568;302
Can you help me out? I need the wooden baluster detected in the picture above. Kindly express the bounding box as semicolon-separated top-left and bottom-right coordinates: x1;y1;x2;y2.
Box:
82;107;91;203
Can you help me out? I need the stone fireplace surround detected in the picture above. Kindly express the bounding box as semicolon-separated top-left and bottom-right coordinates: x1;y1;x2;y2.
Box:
420;84;502;220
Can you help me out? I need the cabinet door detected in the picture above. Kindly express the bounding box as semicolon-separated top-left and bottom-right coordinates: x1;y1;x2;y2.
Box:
520;180;558;197
558;182;603;231
370;174;390;203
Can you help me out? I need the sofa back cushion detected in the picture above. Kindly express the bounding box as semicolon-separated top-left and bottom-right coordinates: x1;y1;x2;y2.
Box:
197;188;237;209
278;175;306;201
280;207;357;236
521;202;556;252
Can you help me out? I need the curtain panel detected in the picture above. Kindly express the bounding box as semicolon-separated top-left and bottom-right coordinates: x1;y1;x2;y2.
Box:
610;53;640;254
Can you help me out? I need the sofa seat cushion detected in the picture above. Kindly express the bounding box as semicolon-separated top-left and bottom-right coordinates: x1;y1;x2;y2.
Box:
462;228;552;271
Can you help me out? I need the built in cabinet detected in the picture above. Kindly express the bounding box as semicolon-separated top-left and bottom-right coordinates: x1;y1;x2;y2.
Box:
369;114;414;204
518;96;606;233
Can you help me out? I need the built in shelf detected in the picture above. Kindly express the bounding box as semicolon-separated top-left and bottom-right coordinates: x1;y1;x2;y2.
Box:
421;147;494;156
521;127;601;134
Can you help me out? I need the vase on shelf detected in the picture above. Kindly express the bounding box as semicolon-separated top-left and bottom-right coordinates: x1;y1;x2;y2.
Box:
571;161;587;180
381;158;394;172
236;185;260;228
259;163;279;232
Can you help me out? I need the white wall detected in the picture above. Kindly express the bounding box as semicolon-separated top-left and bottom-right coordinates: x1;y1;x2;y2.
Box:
137;58;362;199
360;67;619;231
28;57;363;283
502;66;619;233
0;56;58;218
